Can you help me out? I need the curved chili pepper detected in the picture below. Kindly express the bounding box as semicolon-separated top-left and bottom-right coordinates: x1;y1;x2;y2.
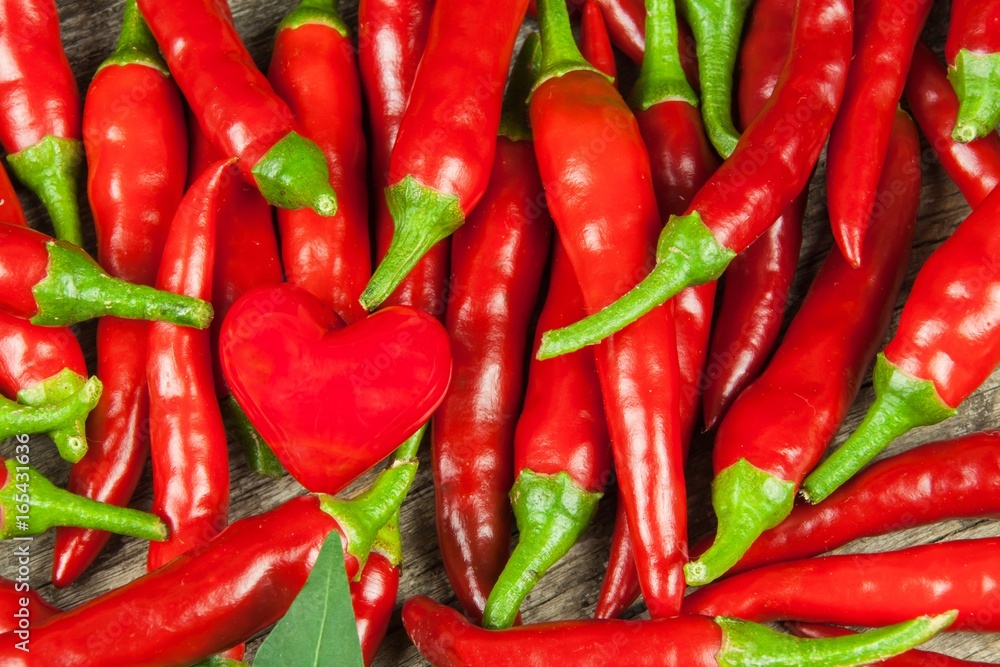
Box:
946;0;1000;142
270;0;370;324
683;538;998;632
0;222;211;328
135;0;337;215
786;623;994;667
594;493;640;620
0;577;59;633
359;0;530;310
358;0;448;318
53;0;189;588
686;110;920;587
0;453;420;667
532;0;686;618
804;168;1000;503
0;456;166;541
538;0;852;358
146;160;231;571
0;162;26;228
826;0;931;266
580;1;617;84
405;595;954;667
482;241;611;629
432;39;551;622
352;513;401;666
906;42;1000;208
701;0;804;430
0;0;82;245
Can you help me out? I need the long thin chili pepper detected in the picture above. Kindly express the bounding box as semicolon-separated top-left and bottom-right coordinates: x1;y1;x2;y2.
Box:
53;0;189;588
701;0;805;430
786;623;994;667
906;42;1000;208
532;0;686;618
358;0;447;318
683;538;999;632
482;241;611;629
580;1;617;84
685;110;920;586
432;38;551;622
270;0;370;324
594;493;640;619
826;0;931;266
0;0;82;245
0;162;26;227
146;160;231;571
359;0;530;310
804;172;1000;502
0;577;59;633
135;0;337;215
537;0;852;358
0;452;421;667
405;596;955;667
946;0;1000;142
352;513;401;666
0;222;211;328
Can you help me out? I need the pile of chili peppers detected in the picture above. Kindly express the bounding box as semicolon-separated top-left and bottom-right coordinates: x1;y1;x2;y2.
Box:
2;0;1000;664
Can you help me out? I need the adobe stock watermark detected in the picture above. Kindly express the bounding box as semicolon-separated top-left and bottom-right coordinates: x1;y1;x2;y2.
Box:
8;435;33;653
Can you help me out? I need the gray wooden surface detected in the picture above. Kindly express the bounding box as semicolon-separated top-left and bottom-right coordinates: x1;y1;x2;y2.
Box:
2;0;999;664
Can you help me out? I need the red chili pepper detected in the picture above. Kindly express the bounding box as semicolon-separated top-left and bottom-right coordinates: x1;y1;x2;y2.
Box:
359;0;530;310
945;0;1000;142
686;109;920;587
906;42;1000;208
358;0;448;318
532;0;687;618
404;595;954;667
482;241;611;628
0;222;211;328
683;538;997;632
825;0;931;266
786;623;994;667
0;577;59;634
580;1;617;84
146;160;232;571
0;0;82;245
0;162;26;228
432;39;551;622
53;0;189;588
804;163;1000;503
135;0;337;215
0;456;420;666
538;0;852;358
701;0;804;430
270;0;370;324
352;513;401;667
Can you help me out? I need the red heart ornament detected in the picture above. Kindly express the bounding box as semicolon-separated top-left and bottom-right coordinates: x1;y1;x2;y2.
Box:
220;283;451;494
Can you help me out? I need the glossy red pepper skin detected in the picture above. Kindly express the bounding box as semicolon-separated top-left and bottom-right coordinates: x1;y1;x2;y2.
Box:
787;623;993;667
945;0;1000;142
0;223;61;318
580;1;618;84
352;551;398;666
683;538;1000;632
0;312;86;399
0;577;59;633
358;0;447;318
0;162;26;227
54;2;189;587
146;161;231;571
701;0;803;430
270;0;370;324
433;135;551;622
594;491;641;619
906;43;1000;208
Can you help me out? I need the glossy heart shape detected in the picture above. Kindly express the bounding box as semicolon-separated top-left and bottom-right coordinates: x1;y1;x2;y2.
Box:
220;283;451;493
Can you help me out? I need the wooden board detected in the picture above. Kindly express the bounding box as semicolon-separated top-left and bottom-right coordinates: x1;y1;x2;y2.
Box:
3;0;999;664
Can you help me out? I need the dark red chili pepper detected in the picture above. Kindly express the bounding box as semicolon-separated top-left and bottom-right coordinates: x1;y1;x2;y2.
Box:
135;0;337;215
0;0;82;245
404;595;954;667
0;222;211;328
146;160;231;571
0;162;26;228
825;0;931;266
686;109;920;587
786;623;994;667
0;577;59;634
538;0;852;358
270;0;370;324
358;0;448;318
53;0;189;588
683;538;996;632
432;38;551;622
594;492;640;619
482;241;611;629
701;0;804;431
352;513;401;667
945;0;1000;142
906;42;1000;208
580;1;617;84
804;167;1000;503
359;0;530;310
0;454;420;667
532;0;687;618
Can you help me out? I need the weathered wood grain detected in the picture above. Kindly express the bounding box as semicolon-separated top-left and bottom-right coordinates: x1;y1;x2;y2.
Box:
1;0;998;665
